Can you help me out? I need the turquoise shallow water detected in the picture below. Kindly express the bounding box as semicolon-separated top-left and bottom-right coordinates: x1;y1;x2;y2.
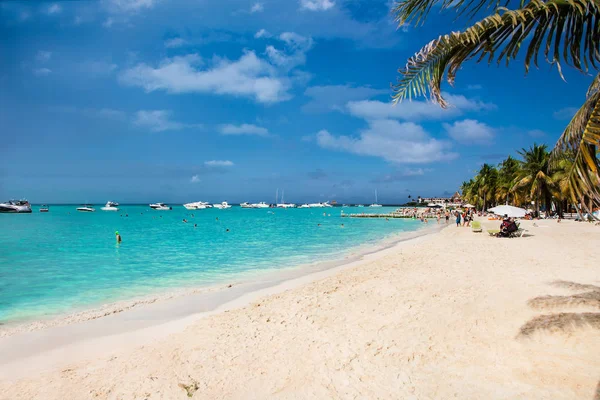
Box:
0;205;424;323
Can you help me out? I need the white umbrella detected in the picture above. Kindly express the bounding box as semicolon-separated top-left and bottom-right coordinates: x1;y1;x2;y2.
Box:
488;205;527;218
464;204;475;208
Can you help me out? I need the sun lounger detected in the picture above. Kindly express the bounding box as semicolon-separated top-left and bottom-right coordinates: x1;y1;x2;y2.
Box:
471;221;483;233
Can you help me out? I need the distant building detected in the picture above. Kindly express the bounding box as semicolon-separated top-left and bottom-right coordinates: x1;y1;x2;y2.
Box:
418;192;463;207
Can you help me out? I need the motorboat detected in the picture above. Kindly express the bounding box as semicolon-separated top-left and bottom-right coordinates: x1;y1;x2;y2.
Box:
213;202;232;209
77;204;95;212
149;202;172;210
308;202;331;208
298;204;310;208
40;205;49;212
101;201;119;211
240;202;253;208
323;201;333;208
185;201;211;209
0;199;32;213
184;201;209;210
276;203;296;208
251;202;270;209
356;204;364;208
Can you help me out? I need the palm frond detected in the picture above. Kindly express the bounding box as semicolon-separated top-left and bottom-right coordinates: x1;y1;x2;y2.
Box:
392;0;600;107
393;0;509;27
550;76;600;214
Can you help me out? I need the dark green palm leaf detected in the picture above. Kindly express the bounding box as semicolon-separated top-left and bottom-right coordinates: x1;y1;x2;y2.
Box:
392;0;600;108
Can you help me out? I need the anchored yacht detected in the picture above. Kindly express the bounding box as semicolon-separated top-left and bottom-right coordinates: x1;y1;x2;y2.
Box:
150;203;172;210
0;200;32;213
77;204;95;212
101;201;119;211
213;202;232;209
240;202;253;208
39;205;49;212
251;202;270;209
298;204;310;208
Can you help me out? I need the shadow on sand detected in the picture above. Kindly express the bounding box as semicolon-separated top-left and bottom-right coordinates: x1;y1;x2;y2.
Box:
518;281;600;399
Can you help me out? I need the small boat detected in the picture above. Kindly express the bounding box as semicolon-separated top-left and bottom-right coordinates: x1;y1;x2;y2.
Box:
77;204;95;212
101;201;119;211
369;190;382;207
356;204;364;208
40;205;49;212
240;202;253;208
0;200;32;213
213;202;232;209
149;202;172;210
298;204;310;208
251;202;270;209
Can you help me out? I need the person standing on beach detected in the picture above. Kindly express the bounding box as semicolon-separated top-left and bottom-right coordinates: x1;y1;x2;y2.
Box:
455;211;461;227
445;212;450;224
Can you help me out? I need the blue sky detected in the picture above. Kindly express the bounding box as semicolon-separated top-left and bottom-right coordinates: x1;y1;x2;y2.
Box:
0;0;593;204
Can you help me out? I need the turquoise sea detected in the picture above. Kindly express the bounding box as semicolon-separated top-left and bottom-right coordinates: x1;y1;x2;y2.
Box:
0;205;426;324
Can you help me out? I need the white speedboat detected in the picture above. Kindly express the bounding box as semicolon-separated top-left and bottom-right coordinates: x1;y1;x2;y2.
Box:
184;201;209;210
40;205;49;212
0;199;32;213
149;202;172;210
77;204;95;212
276;203;296;208
101;201;119;211
356;204;364;208
213;202;232;209
298;204;310;208
240;202;253;208
308;202;329;208
251;202;270;209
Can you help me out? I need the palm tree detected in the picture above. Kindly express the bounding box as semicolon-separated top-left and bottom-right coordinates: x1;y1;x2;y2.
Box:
513;144;554;216
474;163;498;211
497;156;521;205
391;0;600;215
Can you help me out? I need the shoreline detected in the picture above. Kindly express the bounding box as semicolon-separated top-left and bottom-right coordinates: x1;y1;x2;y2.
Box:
0;221;442;338
0;223;444;378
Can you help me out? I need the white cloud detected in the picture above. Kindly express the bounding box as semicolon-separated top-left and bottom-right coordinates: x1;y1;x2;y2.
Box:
316;119;457;164
220;123;269;136
165;38;187;48
133;110;200;132
265;32;313;71
103;18;114;28
107;0;156;13
190;175;200;183
204;160;234;167
46;4;62;15
33;68;52;76
254;29;271;39
347;95;495;122
300;0;335;11
250;2;264;13
120;52;291;103
303;85;386;113
36;51;52;63
553;106;578;120
373;168;432;183
443;119;495;144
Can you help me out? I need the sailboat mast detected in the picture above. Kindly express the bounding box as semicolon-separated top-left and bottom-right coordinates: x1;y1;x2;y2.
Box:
276;188;279;204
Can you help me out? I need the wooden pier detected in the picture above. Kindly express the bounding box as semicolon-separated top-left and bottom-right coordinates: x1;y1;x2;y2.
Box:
342;213;418;219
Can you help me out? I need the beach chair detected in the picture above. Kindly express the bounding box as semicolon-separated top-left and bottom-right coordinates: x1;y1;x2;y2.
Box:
471;221;483;233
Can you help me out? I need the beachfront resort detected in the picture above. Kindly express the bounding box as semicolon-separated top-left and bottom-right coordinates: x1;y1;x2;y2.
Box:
2;0;600;398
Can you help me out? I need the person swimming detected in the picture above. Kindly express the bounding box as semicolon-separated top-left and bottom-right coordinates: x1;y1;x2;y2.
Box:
183;219;188;223
115;231;122;243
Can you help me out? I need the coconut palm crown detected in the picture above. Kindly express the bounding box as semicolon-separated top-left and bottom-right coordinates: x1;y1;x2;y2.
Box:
391;0;600;215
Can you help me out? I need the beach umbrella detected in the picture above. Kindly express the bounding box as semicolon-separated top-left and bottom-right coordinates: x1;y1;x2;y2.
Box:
488;205;527;218
464;204;475;208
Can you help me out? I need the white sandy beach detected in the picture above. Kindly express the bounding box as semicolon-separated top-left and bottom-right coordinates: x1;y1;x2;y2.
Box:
1;219;599;399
